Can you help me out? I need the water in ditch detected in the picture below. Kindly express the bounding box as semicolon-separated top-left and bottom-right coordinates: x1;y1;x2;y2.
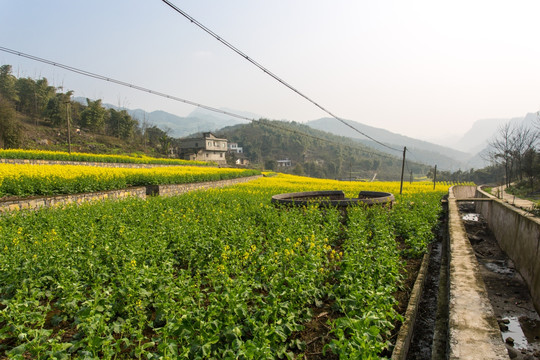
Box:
460;204;540;359
405;213;447;360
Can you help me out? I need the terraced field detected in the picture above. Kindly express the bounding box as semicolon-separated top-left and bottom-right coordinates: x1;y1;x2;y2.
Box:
0;173;451;359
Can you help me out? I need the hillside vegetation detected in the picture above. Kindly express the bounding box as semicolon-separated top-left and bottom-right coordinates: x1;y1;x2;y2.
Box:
3;63;536;186
218;120;431;181
0;65;176;157
0;64;430;181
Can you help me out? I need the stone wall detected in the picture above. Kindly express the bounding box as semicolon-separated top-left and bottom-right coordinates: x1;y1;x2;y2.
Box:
0;187;147;213
0;158;197;168
146;175;262;197
0;175;262;213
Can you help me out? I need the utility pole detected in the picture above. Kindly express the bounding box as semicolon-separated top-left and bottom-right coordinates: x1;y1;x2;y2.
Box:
33;90;38;126
433;165;437;190
65;101;72;154
400;146;406;195
410;170;413;184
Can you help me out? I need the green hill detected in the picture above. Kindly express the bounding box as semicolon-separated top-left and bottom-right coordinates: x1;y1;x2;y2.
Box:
217;119;431;181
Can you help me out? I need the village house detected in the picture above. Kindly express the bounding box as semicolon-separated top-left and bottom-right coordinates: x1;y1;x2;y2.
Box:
277;158;292;167
228;143;243;154
234;155;250;166
179;132;228;165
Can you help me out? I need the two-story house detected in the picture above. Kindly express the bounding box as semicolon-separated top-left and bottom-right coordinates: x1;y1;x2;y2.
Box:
179;132;228;165
228;143;243;154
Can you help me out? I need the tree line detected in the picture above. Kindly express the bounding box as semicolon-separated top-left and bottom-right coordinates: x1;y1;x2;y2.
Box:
486;119;539;190
0;65;174;154
218;119;430;180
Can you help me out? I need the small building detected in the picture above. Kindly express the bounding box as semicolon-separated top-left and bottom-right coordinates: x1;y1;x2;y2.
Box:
277;158;292;167
179;132;228;165
235;157;250;166
228;143;243;154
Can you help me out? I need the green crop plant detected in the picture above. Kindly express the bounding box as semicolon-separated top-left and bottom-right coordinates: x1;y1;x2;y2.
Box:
0;174;447;358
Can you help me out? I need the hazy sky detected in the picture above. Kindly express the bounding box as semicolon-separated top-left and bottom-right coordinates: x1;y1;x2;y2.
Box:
1;0;539;141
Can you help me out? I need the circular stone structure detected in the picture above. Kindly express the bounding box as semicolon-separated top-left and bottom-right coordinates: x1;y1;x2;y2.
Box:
271;190;395;209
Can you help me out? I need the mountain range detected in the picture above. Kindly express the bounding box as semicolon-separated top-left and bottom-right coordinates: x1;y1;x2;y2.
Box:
76;97;536;171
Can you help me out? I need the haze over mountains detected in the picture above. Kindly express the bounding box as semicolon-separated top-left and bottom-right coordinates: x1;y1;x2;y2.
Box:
81;98;536;171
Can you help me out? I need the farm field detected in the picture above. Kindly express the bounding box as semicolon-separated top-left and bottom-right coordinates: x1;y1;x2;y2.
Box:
0;164;260;198
0;174;451;359
0;149;210;166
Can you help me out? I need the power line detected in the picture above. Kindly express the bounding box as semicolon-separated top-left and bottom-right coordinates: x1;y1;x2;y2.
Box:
161;0;403;153
253;120;402;161
0;45;401;162
0;46;256;123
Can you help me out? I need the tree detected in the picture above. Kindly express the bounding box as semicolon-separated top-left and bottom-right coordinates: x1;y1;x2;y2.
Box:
80;98;106;132
0;65;19;104
487;123;515;187
264;159;277;171
44;91;73;127
522;148;539;191
107;109;138;139
510;125;535;181
292;163;304;176
0;96;22;148
35;78;56;118
15;77;36;115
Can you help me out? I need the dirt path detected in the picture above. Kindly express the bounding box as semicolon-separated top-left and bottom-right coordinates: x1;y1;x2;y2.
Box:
492;185;537;212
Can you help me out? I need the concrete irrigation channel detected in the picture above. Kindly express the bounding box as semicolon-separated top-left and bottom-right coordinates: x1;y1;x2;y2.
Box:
401;185;540;360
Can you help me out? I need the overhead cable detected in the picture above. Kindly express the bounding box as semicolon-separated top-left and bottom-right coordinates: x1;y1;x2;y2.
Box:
0;46;256;123
161;0;402;153
0;45;400;162
254;120;401;161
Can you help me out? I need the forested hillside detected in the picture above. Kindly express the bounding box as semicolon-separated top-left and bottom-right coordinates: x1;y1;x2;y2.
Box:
218;119;431;181
0;65;175;156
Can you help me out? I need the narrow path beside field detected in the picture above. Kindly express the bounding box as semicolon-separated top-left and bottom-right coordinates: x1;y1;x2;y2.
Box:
492;185;536;211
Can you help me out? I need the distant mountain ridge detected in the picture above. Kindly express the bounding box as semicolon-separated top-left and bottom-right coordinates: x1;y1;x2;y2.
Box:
73;97;537;171
125;107;250;138
449;112;538;168
451;114;535;154
306;118;472;171
74;97;250;138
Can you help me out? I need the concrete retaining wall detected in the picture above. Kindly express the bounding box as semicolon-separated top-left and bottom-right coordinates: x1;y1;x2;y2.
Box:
0;187;147;213
475;187;540;315
0;175;262;213
0;158;200;168
447;186;508;360
146;175;262;197
451;185;477;199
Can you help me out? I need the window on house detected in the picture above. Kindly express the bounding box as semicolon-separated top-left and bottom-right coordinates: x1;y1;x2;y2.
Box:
206;153;208;157
220;153;223;158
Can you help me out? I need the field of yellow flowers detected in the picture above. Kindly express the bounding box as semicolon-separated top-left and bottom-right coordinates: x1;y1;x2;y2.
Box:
0;163;260;198
0;149;209;166
0;174;451;359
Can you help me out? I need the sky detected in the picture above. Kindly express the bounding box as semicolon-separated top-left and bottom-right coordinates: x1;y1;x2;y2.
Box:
1;0;540;142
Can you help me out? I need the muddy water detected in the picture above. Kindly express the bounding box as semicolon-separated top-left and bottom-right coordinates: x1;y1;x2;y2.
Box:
405;212;448;360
